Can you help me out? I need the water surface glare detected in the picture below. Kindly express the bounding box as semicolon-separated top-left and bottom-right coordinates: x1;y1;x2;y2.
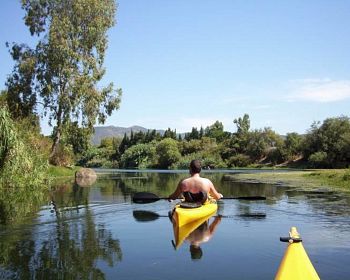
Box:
1;170;350;279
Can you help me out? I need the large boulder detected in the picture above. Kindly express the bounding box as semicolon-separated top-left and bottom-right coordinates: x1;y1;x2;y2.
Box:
75;168;97;187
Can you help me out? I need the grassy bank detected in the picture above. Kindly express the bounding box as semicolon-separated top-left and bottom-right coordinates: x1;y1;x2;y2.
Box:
224;169;350;191
48;165;81;178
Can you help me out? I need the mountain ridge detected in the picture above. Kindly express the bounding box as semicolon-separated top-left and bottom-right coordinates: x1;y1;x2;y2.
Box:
92;125;165;145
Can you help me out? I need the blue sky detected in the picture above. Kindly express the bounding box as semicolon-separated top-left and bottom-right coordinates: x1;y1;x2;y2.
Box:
1;0;350;135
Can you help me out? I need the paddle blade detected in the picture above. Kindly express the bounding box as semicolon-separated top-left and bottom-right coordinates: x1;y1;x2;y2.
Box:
132;192;161;203
133;210;160;222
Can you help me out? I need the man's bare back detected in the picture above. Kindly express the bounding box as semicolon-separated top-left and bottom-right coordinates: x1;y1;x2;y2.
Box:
168;160;223;201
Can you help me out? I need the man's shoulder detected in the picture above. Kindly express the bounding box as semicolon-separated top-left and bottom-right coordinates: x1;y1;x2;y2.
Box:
201;177;214;185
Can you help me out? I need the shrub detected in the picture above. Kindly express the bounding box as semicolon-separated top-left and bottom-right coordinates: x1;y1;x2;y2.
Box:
156;138;181;169
227;154;252;167
308;152;328;168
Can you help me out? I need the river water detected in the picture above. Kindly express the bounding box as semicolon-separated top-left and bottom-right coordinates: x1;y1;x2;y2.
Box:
0;169;350;279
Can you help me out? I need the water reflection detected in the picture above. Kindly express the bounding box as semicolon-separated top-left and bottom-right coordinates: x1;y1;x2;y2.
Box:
183;216;222;261
0;183;123;279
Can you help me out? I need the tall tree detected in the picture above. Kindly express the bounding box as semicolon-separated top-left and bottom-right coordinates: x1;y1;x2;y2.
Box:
234;113;250;135
7;0;121;160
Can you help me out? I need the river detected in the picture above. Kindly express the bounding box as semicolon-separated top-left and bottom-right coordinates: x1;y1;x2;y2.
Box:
0;169;349;279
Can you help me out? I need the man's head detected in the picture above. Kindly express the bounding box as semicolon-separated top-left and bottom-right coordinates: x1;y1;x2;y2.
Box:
189;159;201;175
190;244;203;260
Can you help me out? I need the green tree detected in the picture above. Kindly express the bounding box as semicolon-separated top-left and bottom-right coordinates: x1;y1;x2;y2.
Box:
120;143;156;168
156;138;181;168
303;116;350;167
7;0;121;161
185;127;200;140
283;132;303;160
234;113;250;135
5;44;37;120
204;121;228;141
63;121;91;155
163;128;177;139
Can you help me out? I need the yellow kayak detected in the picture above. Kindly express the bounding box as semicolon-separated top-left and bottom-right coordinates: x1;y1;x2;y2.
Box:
275;227;320;280
173;202;218;228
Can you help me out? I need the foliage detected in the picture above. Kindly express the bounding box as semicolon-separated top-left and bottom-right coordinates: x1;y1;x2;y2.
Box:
163;128;177;139
282;132;303;160
48;165;81;177
0;106;49;224
156;138;181;168
172;152;226;169
0;107;48;187
302;116;350;168
120;143;156;168
234;113;250;135
78;145;117;168
7;0;121;161
306;169;350;189
75;113;350;170
227;154;252;167
49;143;75;167
204;120;229;141
308;152;328;168
61;121;92;155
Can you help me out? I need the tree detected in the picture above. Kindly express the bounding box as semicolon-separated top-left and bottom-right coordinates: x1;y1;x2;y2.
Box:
7;0;121;161
234;114;250;135
204;121;228;141
163;128;177;139
120;143;156;168
303;116;350;167
156;138;181;168
63;121;91;155
283;132;303;160
185;127;200;140
5;44;37;119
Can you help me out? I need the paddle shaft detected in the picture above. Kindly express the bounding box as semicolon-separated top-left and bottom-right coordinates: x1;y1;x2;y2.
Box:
157;196;266;200
132;192;266;203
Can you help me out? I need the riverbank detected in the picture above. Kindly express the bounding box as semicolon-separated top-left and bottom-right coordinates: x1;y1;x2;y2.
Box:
48;165;81;178
223;169;350;191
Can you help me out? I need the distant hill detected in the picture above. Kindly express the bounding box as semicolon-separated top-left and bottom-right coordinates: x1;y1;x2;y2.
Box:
92;125;165;145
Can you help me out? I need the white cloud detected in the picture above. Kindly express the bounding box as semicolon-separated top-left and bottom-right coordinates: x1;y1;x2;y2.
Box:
290;79;350;103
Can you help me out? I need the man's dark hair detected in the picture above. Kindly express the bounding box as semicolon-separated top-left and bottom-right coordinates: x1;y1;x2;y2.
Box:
189;159;201;174
190;245;203;260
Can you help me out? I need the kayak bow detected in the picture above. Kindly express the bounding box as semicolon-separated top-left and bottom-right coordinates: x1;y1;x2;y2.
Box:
275;227;320;280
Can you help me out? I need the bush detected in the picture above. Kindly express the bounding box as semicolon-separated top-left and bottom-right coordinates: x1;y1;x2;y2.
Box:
265;148;284;165
308;152;328;168
49;144;75;166
0;107;48;224
227;154;252;167
78;146;117;168
171;152;226;169
0;107;48;188
156;138;181;169
120;143;156;168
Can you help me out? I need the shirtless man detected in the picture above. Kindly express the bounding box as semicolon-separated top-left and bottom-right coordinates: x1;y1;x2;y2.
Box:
168;159;223;203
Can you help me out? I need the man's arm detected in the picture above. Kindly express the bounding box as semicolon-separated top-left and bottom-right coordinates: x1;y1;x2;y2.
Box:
208;181;223;200
168;180;184;200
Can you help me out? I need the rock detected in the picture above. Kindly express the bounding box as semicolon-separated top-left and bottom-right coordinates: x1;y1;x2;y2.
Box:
75;168;97;187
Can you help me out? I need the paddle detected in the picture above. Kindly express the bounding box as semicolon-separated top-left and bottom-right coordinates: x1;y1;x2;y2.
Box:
132;191;266;204
133;210;167;222
132;210;266;223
